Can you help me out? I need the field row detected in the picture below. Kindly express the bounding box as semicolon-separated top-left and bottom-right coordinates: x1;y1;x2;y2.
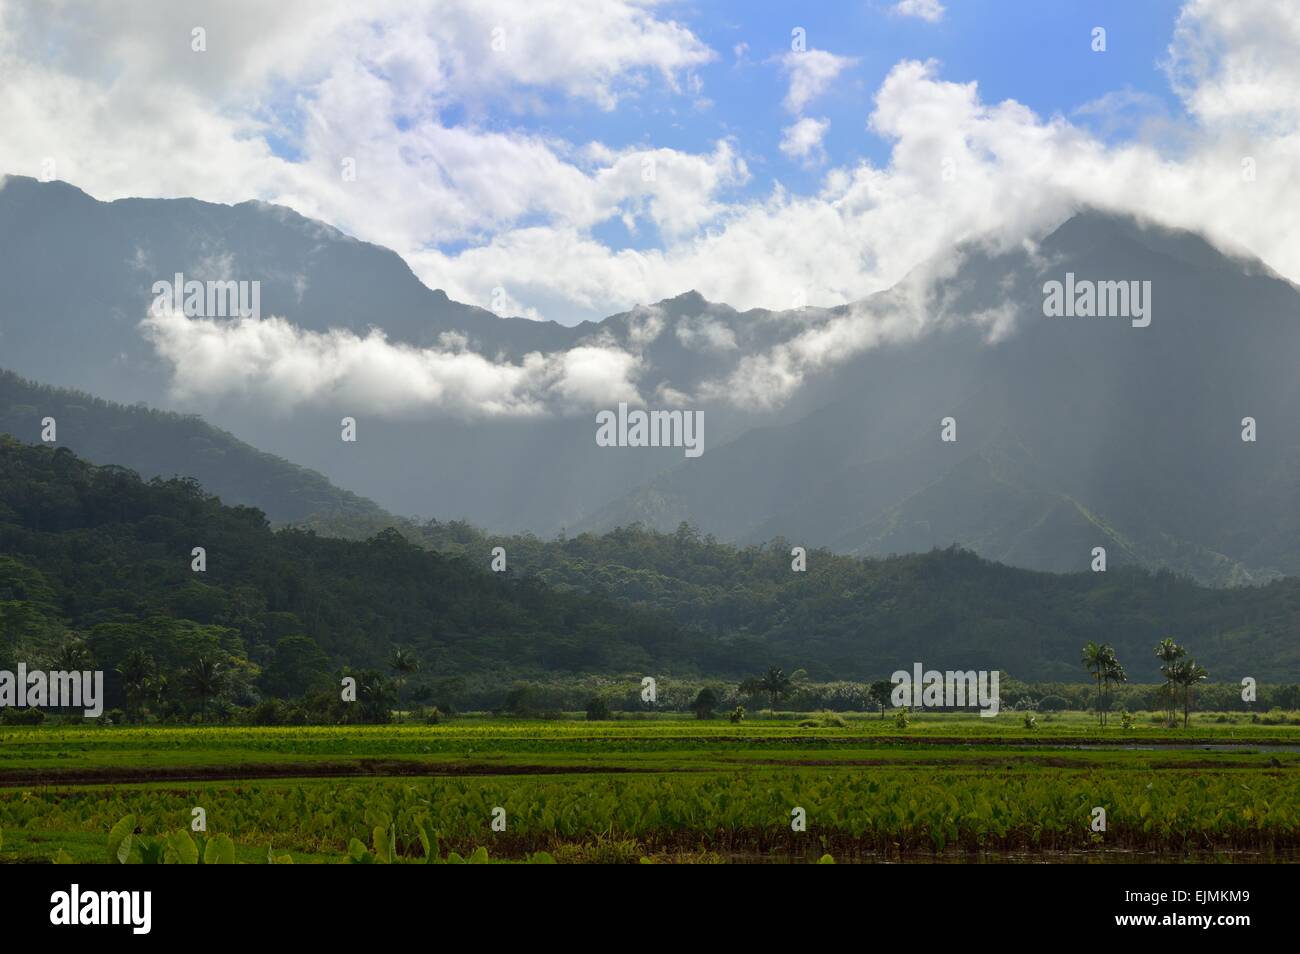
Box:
3;764;1299;862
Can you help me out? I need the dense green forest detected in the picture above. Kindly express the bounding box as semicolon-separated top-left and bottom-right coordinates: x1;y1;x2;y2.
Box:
389;518;1300;683
4;435;1300;725
0;369;392;525
0;438;700;716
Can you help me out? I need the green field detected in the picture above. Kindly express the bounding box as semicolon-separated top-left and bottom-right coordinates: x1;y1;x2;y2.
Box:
2;710;1298;863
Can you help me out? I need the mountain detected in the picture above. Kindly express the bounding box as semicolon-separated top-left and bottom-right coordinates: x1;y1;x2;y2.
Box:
581;214;1300;586
0;369;393;526
5;438;1300;685
4;175;1300;584
0;176;763;530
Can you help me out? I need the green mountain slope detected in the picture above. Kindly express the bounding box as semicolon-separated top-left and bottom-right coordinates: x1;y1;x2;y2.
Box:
0;369;391;526
400;519;1300;682
0;437;696;710
5;437;1300;705
578;214;1300;586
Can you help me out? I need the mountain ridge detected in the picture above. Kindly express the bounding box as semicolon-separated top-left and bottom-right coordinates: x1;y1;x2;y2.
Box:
4;174;1300;585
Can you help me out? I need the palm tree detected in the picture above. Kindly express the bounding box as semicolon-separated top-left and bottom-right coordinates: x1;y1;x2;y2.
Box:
151;671;170;715
183;655;226;722
739;668;793;710
356;670;394;724
389;647;420;719
1100;646;1126;726
1173;659;1209;728
757;667;793;710
52;637;91;672
115;649;156;723
1082;642;1107;725
1155;638;1186;728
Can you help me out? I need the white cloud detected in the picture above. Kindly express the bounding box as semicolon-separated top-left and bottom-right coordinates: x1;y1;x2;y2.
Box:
415;36;1300;324
141;308;643;416
697;258;1016;409
780;49;857;113
675;315;738;352
0;0;722;275
893;0;946;23
1165;0;1300;131
779;117;831;164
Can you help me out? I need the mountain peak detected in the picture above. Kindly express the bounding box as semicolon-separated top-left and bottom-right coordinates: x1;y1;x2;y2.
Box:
0;174;95;209
1042;206;1268;277
1045;207;1157;248
662;289;710;308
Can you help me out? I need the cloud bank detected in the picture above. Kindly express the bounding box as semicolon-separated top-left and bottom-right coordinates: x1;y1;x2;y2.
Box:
142;309;643;417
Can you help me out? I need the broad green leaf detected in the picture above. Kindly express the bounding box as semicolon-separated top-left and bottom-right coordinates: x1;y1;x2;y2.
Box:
138;838;166;864
417;821;439;863
108;814;136;864
168;830;199;865
203;833;236;865
372;825;393;863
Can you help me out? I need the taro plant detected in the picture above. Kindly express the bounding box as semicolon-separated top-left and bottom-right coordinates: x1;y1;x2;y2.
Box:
107;814;236;864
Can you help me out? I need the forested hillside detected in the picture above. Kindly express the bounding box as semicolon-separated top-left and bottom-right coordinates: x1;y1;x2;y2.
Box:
0;438;698;713
4;437;1300;723
400;519;1300;682
0;369;392;525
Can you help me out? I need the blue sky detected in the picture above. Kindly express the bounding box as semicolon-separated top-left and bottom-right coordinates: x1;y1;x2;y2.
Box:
518;0;1189;253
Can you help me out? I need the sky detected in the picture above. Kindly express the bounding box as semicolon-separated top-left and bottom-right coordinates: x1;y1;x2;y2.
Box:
1;0;1299;327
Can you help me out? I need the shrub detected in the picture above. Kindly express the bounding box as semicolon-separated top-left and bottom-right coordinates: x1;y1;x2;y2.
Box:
502;684;537;717
0;707;44;725
585;697;611;721
1037;695;1068;712
691;687;719;720
729;705;745;724
249;700;283;726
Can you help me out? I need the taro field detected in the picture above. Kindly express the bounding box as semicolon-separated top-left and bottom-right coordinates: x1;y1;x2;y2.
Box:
1;712;1299;864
